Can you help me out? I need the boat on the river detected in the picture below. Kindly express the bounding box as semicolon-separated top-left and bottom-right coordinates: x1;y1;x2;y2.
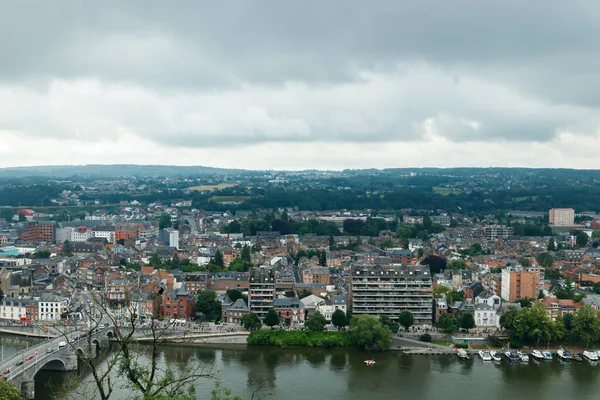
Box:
490;351;502;362
517;351;529;362
583;351;599;361
479;351;492;361
530;350;545;361
456;349;470;360
504;350;521;363
543;351;553;360
557;349;571;361
364;360;376;366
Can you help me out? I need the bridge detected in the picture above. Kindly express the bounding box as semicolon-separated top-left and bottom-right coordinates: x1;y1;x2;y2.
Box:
0;326;112;399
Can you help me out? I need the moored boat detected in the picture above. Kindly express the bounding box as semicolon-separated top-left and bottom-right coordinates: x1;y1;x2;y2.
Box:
504;350;521;363
557;349;571;361
530;350;545;361
517;351;529;362
571;353;583;362
364;360;376;366
456;348;470;360
479;351;492;361
543;351;553;360
583;351;599;361
490;351;502;362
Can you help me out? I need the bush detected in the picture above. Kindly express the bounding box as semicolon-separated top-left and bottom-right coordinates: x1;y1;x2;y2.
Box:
454;343;469;349
247;330;354;348
491;342;504;348
419;333;432;343
509;339;522;349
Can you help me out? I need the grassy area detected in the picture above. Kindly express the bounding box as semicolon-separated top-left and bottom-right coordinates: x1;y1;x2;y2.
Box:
511;196;538;202
432;339;454;347
210;195;251;203
187;183;238;192
432;187;458;196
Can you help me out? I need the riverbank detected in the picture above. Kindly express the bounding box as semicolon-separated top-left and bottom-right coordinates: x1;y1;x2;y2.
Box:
0;327;53;338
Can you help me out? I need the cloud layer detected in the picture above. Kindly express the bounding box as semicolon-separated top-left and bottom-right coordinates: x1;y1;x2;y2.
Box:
1;1;600;169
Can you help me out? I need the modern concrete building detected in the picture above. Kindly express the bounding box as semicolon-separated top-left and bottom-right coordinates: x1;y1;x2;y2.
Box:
501;266;545;302
350;263;433;325
159;228;179;249
249;266;276;321
484;225;514;241
549;208;575;227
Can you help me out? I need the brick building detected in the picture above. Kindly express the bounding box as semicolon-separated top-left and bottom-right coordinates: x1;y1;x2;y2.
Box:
19;223;55;243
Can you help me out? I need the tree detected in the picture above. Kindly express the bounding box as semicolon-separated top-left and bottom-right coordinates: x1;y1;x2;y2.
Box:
264;308;280;329
331;309;348;331
297;289;313;299
459;313;475;332
420;255;447;274
573;305;600;347
329;235;335;250
575;231;589;247
226;289;243;303
159;213;172;230
318;250;327;267
500;306;520;333
535;252;554;268
62;240;74;256
0;379;23;400
349;315;392;351
378;315;393;330
54;288;217;400
518;298;533;308
213;249;224;268
434;286;452;299
240;313;262;331
306;311;327;332
196;291;222;322
398;310;414;332
447;260;466;270
563;312;575;331
436;312;459;334
547;238;556;251
150;252;161;267
380;239;394;250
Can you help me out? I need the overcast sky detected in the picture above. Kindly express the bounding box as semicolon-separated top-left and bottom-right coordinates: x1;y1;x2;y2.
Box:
1;1;600;170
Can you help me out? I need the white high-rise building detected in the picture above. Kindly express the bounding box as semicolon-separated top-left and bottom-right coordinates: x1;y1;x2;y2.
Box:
549;208;575;226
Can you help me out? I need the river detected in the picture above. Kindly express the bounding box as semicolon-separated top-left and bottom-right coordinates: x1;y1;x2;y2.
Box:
3;334;600;400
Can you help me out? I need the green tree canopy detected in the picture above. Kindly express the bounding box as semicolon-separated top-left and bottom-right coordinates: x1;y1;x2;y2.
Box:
213;249;225;268
535;252;554;268
240;313;262;331
349;315;392;351
573;305;600;347
196;291;222;322
331;309;348;331
0;379;23;400
159;213;172;230
264;308;280;329
447;260;466;270
240;245;251;262
306;311;327;332
436;312;459;334
398;310;414;332
459;313;475;332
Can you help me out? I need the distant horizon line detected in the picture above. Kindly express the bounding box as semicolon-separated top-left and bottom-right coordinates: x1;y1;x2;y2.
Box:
2;164;600;172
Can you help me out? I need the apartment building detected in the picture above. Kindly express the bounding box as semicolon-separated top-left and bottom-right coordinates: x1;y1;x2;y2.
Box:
350;263;433;325
19;223;55;243
484;225;514;241
249;266;276;321
549;208;575;227
501;266;545;302
38;293;68;321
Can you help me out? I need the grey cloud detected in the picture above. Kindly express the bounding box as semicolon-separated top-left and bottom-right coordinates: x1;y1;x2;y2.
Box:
1;0;600;147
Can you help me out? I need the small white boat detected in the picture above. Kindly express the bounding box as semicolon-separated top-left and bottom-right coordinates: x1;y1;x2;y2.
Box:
364;360;376;366
583;351;599;361
504;350;521;363
456;349;470;360
557;349;571;361
479;351;492;361
543;351;553;360
517;351;529;362
530;350;545;360
490;351;502;362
